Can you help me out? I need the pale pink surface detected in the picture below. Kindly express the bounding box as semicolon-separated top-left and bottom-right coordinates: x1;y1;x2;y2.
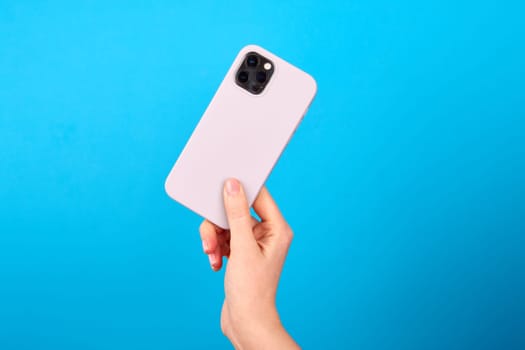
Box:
165;44;317;229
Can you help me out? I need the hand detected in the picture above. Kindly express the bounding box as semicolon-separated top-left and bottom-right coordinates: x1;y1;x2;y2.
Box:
199;178;300;349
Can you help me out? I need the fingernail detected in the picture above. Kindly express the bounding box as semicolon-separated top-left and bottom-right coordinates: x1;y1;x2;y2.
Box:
202;239;209;253
225;178;240;195
208;253;217;268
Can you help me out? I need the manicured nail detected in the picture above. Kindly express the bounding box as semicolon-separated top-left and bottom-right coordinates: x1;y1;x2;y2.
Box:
225;178;240;195
202;239;209;253
208;253;217;268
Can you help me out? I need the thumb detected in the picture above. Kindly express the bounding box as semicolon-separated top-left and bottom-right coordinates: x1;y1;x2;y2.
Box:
223;178;258;255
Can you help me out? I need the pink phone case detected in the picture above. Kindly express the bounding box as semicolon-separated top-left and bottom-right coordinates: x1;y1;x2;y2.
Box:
165;44;317;229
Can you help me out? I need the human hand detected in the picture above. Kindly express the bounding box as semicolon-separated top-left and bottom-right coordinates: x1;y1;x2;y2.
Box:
199;178;299;349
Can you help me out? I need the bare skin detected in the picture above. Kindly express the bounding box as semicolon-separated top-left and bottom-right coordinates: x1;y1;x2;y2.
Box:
199;178;300;349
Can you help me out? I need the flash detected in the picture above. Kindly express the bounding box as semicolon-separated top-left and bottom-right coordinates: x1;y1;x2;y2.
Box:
264;62;272;70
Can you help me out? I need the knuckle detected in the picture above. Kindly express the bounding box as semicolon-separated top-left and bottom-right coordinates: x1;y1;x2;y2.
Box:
220;319;228;337
225;203;249;222
229;212;250;225
281;224;294;243
199;221;209;236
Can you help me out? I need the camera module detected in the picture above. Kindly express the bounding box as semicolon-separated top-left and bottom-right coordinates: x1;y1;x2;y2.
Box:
235;51;274;95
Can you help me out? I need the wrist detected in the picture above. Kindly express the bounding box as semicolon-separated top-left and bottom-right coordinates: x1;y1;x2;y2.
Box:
232;305;281;336
229;307;297;349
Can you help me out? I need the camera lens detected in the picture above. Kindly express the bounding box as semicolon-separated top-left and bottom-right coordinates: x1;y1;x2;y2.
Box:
256;71;267;83
251;84;260;93
238;71;249;83
246;55;258;67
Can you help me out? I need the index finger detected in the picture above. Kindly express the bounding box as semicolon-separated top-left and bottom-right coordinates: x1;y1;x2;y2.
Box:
199;219;224;254
252;186;285;224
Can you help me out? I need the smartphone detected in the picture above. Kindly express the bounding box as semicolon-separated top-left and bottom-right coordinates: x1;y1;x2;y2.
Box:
165;44;317;229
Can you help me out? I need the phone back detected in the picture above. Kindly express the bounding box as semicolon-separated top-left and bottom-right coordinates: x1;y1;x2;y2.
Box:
165;44;317;229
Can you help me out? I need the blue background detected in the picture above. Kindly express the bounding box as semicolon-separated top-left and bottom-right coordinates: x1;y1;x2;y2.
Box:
1;1;524;349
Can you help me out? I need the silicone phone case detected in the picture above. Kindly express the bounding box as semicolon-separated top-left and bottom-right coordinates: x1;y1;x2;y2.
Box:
165;44;317;229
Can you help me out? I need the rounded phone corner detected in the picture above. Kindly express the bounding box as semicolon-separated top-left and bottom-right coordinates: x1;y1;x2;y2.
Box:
239;44;263;55
164;176;175;200
305;72;318;98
